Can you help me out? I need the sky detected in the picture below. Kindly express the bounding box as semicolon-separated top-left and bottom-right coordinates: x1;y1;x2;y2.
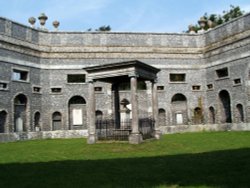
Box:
0;0;250;33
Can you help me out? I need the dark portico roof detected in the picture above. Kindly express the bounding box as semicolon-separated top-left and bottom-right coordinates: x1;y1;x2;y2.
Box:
84;60;160;74
84;60;160;82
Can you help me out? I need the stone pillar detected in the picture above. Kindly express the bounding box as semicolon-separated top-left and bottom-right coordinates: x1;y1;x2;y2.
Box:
129;75;142;144
145;81;153;117
87;79;96;144
113;83;121;129
5;20;12;36
152;80;161;139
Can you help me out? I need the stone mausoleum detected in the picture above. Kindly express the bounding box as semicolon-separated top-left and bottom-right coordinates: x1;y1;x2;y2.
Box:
0;13;250;143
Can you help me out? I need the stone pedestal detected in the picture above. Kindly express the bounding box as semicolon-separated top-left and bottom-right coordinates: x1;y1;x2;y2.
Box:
153;129;161;140
87;133;97;144
129;133;143;144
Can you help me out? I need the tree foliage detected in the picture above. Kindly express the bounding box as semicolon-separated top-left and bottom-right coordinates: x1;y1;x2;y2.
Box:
86;25;111;32
189;5;245;32
96;25;111;31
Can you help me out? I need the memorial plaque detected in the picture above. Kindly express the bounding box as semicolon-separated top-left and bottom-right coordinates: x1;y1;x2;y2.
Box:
176;113;183;124
73;109;82;125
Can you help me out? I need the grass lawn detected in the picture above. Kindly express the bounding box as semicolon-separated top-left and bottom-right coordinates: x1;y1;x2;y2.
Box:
0;131;250;188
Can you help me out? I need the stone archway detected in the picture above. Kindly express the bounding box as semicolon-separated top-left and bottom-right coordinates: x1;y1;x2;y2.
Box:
209;106;216;124
14;94;27;132
95;110;103;120
68;96;87;130
171;93;187;125
236;104;244;122
34;112;41;131
0;111;7;133
158;108;166;126
193;107;203;124
52;112;62;130
219;90;232;123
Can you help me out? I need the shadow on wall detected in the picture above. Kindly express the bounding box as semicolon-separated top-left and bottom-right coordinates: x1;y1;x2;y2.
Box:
0;148;250;188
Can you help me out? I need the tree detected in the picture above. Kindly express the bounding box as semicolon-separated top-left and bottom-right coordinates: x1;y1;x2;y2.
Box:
188;5;245;33
222;5;244;22
86;25;112;32
96;25;111;32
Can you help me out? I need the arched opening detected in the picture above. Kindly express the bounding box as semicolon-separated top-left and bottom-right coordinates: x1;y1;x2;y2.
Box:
95;110;103;130
34;112;41;131
171;94;187;102
209;106;216;124
158;108;166;126
193;107;203;124
52;112;62;130
236;104;244;122
219;90;232;123
14;94;27;132
68;96;86;130
95;110;103;120
171;93;187;125
0;111;7;133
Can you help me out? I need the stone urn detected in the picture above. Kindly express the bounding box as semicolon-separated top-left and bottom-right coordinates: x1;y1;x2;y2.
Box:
198;17;207;29
207;20;213;30
53;20;60;31
188;24;196;34
38;13;48;28
28;17;36;28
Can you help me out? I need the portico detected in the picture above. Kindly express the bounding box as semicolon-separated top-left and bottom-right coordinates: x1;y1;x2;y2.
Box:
85;60;161;144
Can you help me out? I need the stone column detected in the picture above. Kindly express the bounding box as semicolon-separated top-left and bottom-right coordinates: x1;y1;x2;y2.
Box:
5;20;12;36
129;75;142;144
152;80;161;139
145;81;153;117
87;79;96;144
113;83;121;129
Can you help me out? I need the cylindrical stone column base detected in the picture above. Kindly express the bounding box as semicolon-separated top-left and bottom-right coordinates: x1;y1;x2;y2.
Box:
129;133;143;144
87;133;97;144
153;129;161;140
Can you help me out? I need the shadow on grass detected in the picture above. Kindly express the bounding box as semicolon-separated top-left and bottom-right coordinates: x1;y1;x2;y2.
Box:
1;148;250;188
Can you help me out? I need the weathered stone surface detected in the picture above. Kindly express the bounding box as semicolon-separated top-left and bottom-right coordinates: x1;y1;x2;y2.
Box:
0;13;250;142
0;130;88;143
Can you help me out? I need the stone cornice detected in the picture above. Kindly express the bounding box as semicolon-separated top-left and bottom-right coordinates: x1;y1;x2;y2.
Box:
1;27;249;60
0;13;249;64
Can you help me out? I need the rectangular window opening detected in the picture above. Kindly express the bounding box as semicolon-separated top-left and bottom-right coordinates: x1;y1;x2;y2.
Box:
192;85;201;91
33;86;41;93
216;68;228;78
157;86;164;90
170;74;186;82
51;88;62;93
0;82;8;90
12;69;29;81
94;87;102;92
207;84;213;90
234;78;241;85
67;74;86;83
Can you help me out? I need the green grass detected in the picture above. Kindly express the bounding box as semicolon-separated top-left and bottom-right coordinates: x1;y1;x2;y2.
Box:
0;131;250;188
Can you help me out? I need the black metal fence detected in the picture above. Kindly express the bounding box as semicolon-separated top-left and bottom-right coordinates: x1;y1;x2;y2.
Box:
96;118;155;141
139;118;155;139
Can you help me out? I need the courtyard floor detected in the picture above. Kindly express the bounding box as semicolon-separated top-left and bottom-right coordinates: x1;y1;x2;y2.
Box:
0;131;250;188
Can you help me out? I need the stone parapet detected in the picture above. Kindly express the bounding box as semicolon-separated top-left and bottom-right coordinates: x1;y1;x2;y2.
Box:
160;123;250;134
0;130;88;143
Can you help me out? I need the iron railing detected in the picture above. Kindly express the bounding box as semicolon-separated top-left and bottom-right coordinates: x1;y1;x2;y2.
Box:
139;118;155;139
96;118;155;141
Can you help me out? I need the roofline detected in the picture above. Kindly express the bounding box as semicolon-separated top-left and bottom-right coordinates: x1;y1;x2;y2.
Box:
84;60;160;74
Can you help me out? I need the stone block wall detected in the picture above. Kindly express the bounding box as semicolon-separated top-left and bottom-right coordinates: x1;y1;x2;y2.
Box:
0;13;250;141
